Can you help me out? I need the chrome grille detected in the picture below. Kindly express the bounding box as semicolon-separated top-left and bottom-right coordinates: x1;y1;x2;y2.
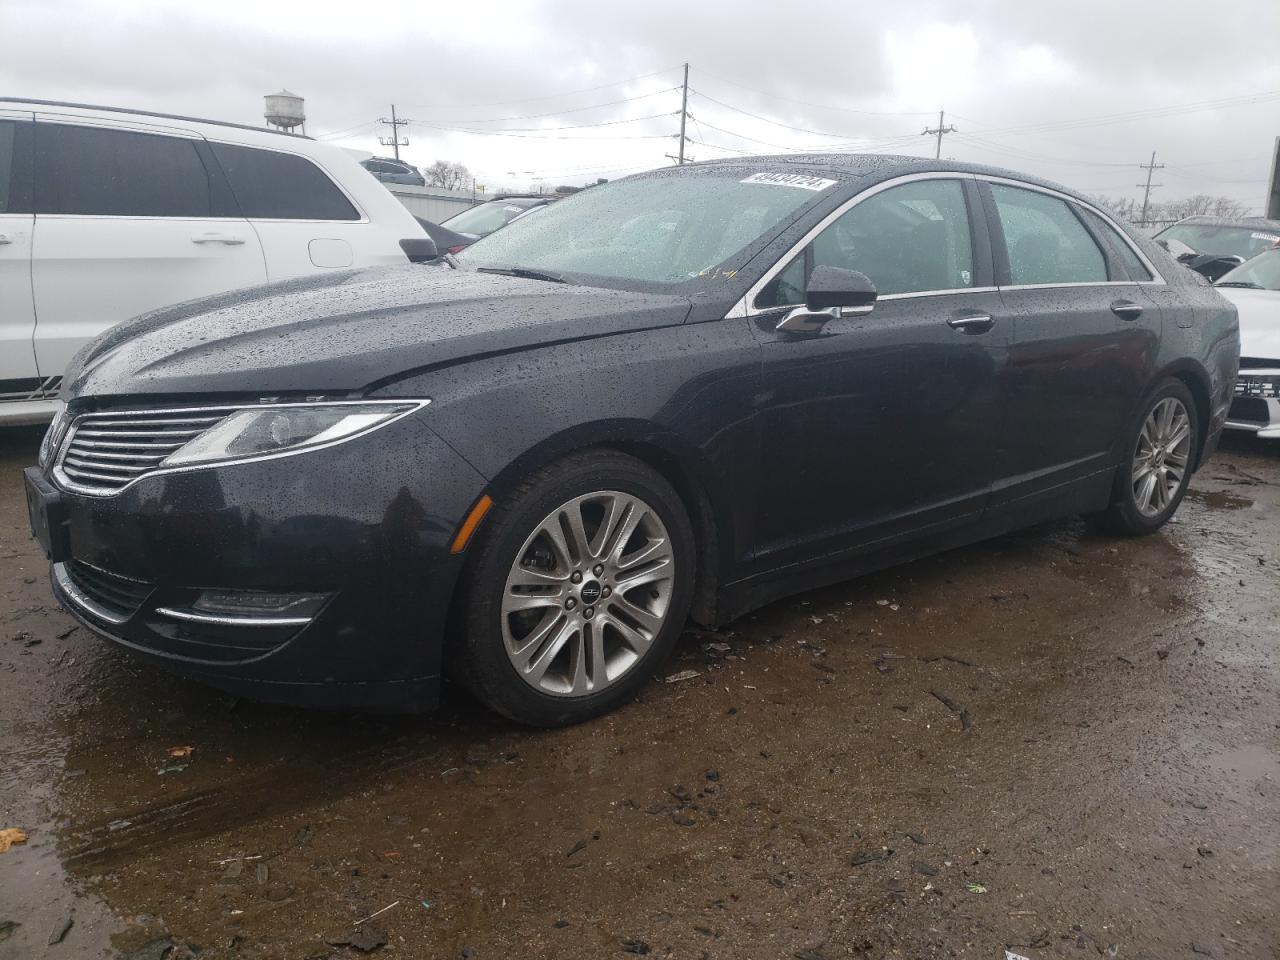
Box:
56;410;226;493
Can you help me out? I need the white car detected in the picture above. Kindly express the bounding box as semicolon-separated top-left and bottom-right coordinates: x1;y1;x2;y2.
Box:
1216;247;1280;440
0;99;429;424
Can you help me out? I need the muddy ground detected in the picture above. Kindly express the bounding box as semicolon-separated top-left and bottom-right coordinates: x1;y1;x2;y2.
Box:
1;426;1276;960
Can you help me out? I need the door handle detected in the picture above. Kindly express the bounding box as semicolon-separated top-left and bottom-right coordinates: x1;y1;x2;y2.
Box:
191;233;245;245
946;313;995;334
0;234;13;245
1111;299;1143;321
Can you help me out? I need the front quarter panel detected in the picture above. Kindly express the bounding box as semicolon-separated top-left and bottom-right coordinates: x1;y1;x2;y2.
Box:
370;318;764;581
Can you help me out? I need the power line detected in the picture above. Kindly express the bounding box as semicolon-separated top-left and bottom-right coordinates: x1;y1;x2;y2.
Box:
690;89;886;141
691;65;938;118
420;112;675;135
962;89;1280;139
397;66;682;111
411;89;678;126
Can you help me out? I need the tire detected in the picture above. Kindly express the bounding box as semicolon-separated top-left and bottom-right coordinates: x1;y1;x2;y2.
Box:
1098;378;1198;536
449;449;696;726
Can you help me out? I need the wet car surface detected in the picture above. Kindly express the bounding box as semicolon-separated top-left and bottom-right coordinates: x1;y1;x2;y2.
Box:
1;426;1277;959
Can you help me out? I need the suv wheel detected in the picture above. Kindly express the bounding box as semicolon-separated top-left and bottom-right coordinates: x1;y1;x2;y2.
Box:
450;450;695;726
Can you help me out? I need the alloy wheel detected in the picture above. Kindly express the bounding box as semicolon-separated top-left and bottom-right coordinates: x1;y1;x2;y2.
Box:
501;490;675;697
1131;397;1192;518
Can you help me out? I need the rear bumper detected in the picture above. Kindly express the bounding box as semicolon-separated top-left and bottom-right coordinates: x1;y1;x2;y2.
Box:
1226;373;1280;438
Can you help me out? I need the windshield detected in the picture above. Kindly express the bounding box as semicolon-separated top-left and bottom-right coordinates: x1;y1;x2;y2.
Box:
456;170;835;287
1217;248;1280;291
1156;223;1280;260
442;198;543;237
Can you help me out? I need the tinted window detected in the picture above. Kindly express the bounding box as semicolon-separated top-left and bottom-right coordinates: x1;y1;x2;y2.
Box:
1079;206;1153;281
35;123;214;217
211;143;359;220
758;178;974;305
0;120;31;214
991;184;1106;285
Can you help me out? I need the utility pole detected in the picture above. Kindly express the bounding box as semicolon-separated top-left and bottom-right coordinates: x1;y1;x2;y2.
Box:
922;109;956;159
1138;151;1165;224
379;104;411;162
677;62;690;164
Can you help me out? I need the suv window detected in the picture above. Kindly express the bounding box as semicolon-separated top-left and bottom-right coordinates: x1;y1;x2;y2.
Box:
210;143;359;221
34;123;215;217
1078;206;1153;281
0;119;33;214
758;178;974;306
991;184;1107;285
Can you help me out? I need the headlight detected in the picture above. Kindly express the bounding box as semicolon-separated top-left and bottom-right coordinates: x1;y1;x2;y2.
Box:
161;401;426;468
38;400;68;470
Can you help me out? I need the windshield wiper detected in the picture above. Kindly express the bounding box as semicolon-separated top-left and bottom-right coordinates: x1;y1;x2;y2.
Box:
476;266;567;284
1216;281;1264;289
442;252;460;270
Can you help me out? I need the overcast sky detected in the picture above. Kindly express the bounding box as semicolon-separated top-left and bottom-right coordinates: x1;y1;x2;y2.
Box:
5;0;1279;210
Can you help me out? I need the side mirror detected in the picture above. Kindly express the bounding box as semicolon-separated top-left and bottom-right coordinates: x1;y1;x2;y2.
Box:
399;237;440;263
777;266;877;333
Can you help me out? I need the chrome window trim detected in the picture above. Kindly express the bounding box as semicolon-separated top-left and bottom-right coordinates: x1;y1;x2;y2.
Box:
153;606;313;628
728;170;1170;318
52;398;430;498
730;171;977;318
977;174;1167;286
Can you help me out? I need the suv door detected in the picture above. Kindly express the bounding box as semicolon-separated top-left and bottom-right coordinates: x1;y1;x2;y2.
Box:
747;175;1008;571
0;113;37;388
980;180;1163;509
30;118;268;378
207;142;395;274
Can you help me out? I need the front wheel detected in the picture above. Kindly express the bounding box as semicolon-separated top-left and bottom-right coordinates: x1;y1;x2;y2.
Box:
449;450;695;726
1098;379;1198;535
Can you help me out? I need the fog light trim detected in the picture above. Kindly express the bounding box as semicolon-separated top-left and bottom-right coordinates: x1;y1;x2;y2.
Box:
154;606;314;627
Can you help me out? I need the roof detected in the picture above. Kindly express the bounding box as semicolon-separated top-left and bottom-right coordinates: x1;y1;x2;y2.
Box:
673;152;1094;201
0;97;309;139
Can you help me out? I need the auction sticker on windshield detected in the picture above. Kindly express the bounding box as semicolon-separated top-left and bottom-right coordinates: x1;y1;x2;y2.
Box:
740;172;838;191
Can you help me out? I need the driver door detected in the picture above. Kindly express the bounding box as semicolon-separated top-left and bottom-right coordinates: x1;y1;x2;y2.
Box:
746;175;1009;573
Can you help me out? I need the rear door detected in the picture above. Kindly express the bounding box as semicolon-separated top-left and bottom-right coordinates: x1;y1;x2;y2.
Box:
0;112;37;387
206;141;398;274
30;117;268;378
749;175;1008;571
981;179;1163;508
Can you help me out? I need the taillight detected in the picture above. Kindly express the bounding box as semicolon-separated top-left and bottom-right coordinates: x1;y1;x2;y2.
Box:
448;244;468;255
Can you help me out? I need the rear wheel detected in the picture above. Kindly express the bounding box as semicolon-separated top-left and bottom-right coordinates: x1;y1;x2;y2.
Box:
450;450;695;726
1099;379;1198;535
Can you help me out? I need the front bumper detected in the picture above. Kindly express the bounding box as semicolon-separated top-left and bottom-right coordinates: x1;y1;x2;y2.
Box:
35;411;488;711
1225;368;1280;439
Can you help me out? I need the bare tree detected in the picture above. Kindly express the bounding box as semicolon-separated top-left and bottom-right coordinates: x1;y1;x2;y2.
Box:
1089;192;1249;225
423;160;472;191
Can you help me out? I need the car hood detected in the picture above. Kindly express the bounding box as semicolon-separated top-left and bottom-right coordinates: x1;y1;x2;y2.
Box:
1216;286;1280;362
65;265;693;400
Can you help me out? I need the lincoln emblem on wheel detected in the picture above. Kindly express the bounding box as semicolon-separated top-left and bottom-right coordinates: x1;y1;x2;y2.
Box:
25;154;1239;725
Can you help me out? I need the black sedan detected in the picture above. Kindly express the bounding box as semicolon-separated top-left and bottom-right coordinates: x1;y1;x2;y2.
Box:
25;156;1239;726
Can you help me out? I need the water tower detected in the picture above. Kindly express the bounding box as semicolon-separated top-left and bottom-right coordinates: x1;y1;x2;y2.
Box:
264;90;305;135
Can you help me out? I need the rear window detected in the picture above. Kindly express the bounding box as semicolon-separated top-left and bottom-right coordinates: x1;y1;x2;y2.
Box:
35;123;215;217
210;143;359;221
1078;206;1153;281
1156;223;1280;261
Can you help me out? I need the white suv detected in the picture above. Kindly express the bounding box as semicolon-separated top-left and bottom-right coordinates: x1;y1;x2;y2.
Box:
0;99;429;424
